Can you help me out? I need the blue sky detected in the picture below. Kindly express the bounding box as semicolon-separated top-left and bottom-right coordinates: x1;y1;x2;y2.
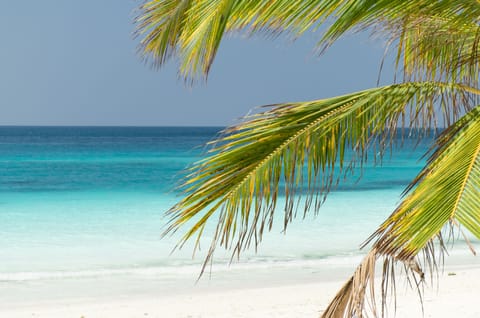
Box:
0;1;393;126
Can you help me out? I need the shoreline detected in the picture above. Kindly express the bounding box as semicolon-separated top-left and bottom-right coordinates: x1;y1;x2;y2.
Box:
2;259;480;318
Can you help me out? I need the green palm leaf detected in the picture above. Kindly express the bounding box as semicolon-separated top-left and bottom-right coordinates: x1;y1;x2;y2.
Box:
323;105;480;318
385;15;480;90
319;0;480;48
165;81;477;271
135;1;480;316
136;0;480;80
135;0;341;79
372;106;480;259
136;0;236;79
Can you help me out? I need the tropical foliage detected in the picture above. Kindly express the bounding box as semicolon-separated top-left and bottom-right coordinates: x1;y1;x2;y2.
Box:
135;1;480;317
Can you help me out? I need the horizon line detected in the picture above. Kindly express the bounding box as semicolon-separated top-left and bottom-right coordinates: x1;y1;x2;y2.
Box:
0;125;446;129
0;124;227;128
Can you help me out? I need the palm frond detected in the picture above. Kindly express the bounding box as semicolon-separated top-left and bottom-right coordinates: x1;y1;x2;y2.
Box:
135;0;480;80
380;15;480;91
323;105;480;318
135;0;343;79
371;106;480;259
135;0;236;80
165;82;478;272
320;0;480;47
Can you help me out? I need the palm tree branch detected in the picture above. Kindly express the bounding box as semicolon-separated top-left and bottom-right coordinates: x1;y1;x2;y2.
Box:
136;0;480;80
323;105;480;318
369;106;480;259
168;97;358;242
388;15;480;88
451;137;480;219
164;82;478;271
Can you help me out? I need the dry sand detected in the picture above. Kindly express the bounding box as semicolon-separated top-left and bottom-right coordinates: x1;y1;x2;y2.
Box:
2;264;480;318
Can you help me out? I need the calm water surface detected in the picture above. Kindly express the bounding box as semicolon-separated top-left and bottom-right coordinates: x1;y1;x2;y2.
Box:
0;127;440;284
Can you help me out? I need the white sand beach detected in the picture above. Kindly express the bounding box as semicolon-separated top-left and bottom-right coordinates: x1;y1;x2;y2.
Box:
2;261;479;318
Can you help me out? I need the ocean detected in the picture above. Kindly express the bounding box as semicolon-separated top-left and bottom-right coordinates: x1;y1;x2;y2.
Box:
1;126;469;303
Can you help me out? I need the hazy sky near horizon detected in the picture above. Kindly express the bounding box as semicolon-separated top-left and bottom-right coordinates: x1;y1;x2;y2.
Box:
0;1;394;126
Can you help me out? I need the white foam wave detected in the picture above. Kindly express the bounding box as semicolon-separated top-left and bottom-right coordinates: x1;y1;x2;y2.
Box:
0;253;366;282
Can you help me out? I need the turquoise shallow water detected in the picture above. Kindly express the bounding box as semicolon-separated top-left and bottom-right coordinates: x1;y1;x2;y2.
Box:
0;126;439;283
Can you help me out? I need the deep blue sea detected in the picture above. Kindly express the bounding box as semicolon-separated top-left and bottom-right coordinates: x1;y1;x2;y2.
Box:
0;126;435;284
